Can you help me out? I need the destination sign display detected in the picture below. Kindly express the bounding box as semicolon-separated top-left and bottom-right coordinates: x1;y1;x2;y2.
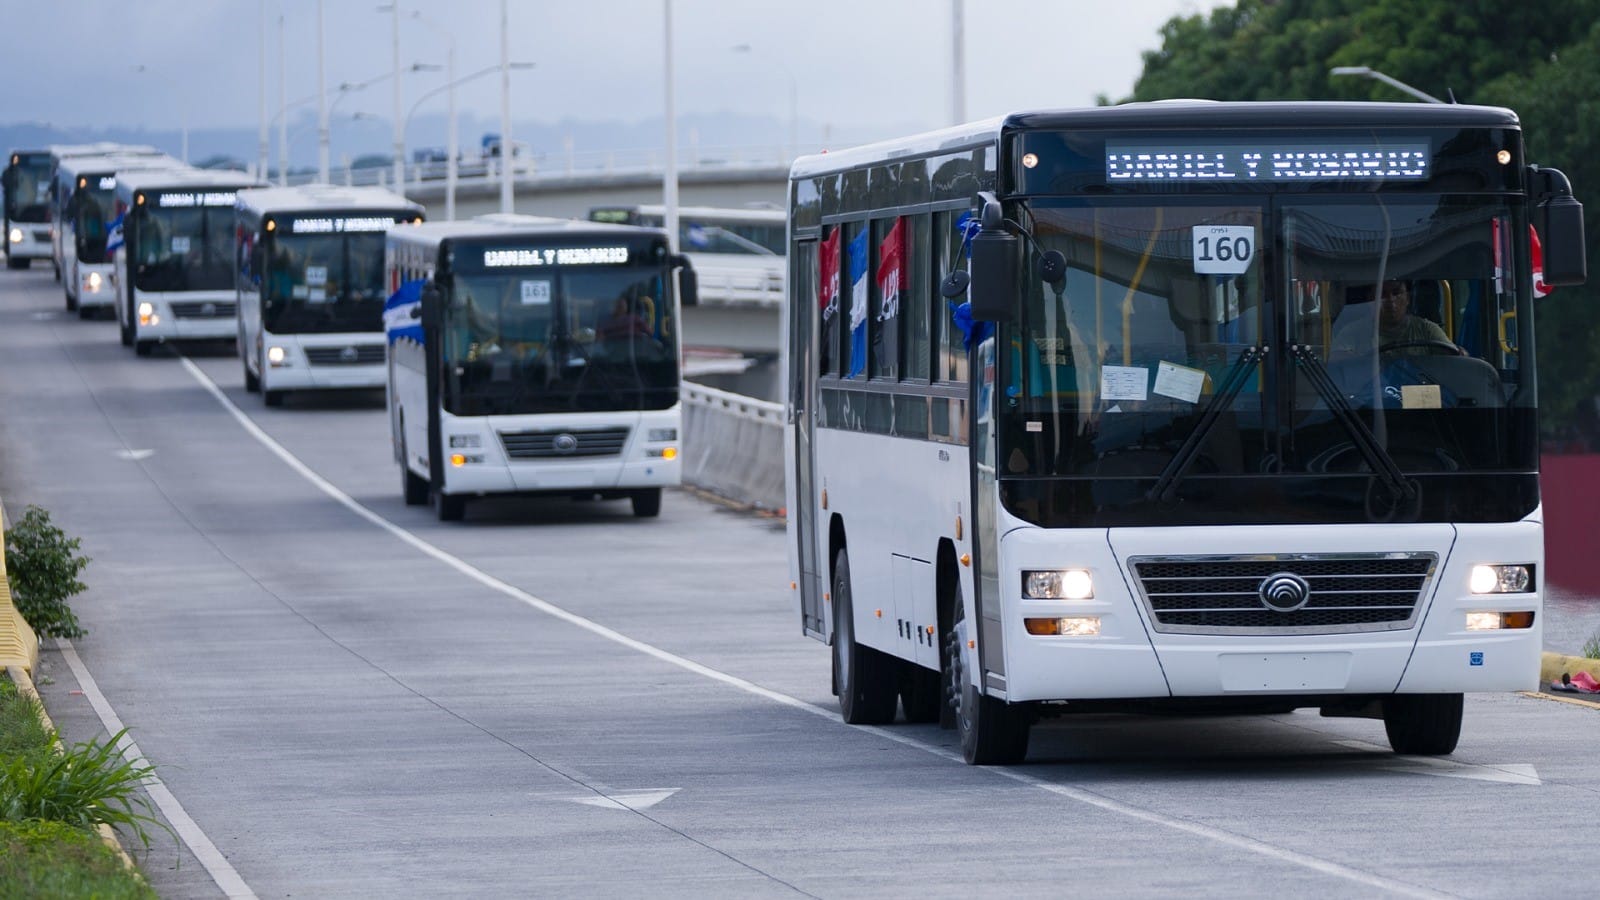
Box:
290;216;397;234
1106;140;1430;182
157;192;237;208
482;246;631;267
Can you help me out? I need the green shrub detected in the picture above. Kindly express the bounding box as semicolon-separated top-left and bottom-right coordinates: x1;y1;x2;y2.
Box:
5;504;90;638
0;729;169;851
0;677;55;757
1582;628;1600;660
0;818;155;899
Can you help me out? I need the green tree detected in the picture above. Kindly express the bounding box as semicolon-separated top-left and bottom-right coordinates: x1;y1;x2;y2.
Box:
5;506;90;638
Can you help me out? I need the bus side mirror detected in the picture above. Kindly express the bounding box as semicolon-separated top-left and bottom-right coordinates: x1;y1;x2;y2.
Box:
969;196;1018;323
1533;166;1587;287
673;254;699;307
419;281;442;329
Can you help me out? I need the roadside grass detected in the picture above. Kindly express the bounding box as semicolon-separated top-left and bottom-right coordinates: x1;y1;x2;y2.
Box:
1583;628;1600;660
0;670;162;894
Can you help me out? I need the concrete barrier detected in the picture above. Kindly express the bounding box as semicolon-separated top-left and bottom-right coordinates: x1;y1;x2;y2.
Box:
681;380;785;512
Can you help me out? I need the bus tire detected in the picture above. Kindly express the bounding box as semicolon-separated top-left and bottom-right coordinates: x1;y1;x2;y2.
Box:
947;585;1030;765
6;257;27;270
900;665;942;723
134;339;154;357
119;308;133;346
243;359;259;393
65;285;77;312
435;490;466;522
400;436;428;506
53;262;60;282
77;304;95;320
263;390;284;408
832;548;899;725
1382;693;1463;756
631;487;662;518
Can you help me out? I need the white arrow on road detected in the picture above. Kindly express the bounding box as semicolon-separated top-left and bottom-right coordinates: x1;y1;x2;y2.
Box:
562;789;680;811
115;449;154;461
1335;740;1541;785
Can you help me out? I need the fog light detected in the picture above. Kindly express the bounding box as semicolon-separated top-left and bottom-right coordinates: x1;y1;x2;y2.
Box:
1465;612;1501;631
648;427;677;442
1023;568;1093;600
1470;564;1532;594
8;228;21;244
1466;611;1535;631
448;434;481;449
1024;616;1101;636
266;345;287;366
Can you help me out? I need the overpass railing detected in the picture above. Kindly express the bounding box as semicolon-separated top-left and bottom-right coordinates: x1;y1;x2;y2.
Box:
680;381;784;512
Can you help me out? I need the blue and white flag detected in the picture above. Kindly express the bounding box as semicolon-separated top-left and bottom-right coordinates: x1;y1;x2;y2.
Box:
384;278;426;346
105;213;125;255
846;229;868;378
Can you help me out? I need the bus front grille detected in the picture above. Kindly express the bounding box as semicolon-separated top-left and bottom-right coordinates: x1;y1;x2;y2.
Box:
1129;553;1436;635
305;345;386;366
499;427;631;459
169;300;237;319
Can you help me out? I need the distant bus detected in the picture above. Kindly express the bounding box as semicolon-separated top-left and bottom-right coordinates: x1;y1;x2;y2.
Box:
53;153;179;316
385;215;697;520
785;101;1586;764
113;168;263;355
589;204;784;256
3;150;54;269
235;185;423;406
46;143;167;283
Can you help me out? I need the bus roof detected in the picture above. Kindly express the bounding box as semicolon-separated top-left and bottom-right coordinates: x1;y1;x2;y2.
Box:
236;183;423;218
55;154;184;185
789;101;1520;179
48;143;165;163
114;168;263;200
389;214;664;252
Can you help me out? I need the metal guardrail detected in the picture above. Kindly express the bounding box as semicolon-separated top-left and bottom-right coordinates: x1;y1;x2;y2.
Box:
680;380;785;512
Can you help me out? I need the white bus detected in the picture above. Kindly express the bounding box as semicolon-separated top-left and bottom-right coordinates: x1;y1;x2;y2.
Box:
113;169;263;355
53;152;179;316
784;101;1586;764
46;143;167;283
235;185;423;406
386;215;697;521
3;150;55;269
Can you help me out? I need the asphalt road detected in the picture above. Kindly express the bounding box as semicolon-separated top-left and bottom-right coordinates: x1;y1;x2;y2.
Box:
2;266;1598;898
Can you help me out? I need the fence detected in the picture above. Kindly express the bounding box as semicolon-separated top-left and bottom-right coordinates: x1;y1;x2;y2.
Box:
680;380;785;512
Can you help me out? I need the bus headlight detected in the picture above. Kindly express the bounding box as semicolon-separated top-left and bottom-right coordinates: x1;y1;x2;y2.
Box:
1023;569;1093;600
1465;611;1535;630
448;434;481;448
7;228;21;244
137;301;158;326
1469;564;1532;594
84;271;103;293
647;428;677;442
266;345;287;366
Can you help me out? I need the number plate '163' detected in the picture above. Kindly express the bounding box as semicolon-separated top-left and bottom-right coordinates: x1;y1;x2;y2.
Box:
1192;225;1255;276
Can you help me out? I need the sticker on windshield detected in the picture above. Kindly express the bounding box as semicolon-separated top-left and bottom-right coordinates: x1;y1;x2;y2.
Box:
308;287;327;303
1153;361;1207;404
1192;225;1254;275
1100;365;1148;401
170;236;191;255
305;265;328;286
521;279;551;305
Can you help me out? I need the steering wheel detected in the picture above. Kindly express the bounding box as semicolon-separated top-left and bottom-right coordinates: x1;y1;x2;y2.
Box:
1378;340;1461;356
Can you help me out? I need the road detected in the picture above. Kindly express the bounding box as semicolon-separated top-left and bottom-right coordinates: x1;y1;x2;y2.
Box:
1;265;1597;898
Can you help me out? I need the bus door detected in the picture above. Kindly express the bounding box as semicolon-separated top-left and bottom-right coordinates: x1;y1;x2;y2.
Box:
790;239;824;637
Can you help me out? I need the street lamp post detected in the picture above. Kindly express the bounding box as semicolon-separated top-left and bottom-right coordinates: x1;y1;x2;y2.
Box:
403;62;535;220
1329;66;1444;104
132;66;188;163
498;0;513;214
319;64;439;190
663;0;678;252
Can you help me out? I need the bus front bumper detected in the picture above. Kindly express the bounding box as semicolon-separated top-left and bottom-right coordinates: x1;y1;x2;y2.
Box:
133;291;237;340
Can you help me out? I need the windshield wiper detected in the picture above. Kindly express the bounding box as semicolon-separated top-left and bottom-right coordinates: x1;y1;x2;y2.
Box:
1147;346;1265;504
1289;344;1416;502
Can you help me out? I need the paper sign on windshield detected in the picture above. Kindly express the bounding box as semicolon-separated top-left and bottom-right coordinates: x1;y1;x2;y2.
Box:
1153;361;1207;404
521;280;551;305
1101;365;1148;401
1192;225;1254;275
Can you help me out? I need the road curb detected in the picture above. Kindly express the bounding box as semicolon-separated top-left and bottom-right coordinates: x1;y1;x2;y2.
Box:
5;663;139;872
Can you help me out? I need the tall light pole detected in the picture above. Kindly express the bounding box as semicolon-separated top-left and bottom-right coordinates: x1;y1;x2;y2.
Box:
319;64;438;191
317;0;329;182
258;0;268;179
410;10;457;215
498;0;513;213
278;13;289;185
1329;66;1444;104
404;63;534;220
389;2;404;193
132;66;188;163
950;0;966;125
663;0;678;253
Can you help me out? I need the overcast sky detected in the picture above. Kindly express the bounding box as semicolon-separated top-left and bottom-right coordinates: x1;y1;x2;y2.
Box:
8;0;1230;149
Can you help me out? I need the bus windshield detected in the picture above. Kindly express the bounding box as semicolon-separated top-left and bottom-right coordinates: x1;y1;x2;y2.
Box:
5;157;52;223
262;232;388;334
1001;195;1533;518
75;186;116;262
132;205;233;291
442;263;679;415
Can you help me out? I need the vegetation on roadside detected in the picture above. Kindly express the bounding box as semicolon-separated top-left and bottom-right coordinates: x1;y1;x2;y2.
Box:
1582;629;1600;660
0;818;157;899
5;504;91;638
0;728;168;852
0;679;54;757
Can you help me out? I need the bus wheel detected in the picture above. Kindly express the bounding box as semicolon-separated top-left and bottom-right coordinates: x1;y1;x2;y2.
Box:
946;587;1030;765
832;548;899;725
53;262;60;282
263;390;284;408
1382;693;1463;755
77;304;96;320
6;257;27;270
119;309;133;347
134;340;154;357
65;286;77;312
243;359;259;393
400;436;428;506
435;490;466;522
900;666;942;723
631;487;662;518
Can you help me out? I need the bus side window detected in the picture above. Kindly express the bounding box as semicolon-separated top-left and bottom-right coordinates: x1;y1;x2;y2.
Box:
934;210;970;383
818;224;840;377
903;214;933;382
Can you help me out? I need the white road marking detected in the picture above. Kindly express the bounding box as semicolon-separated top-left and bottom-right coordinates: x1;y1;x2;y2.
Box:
30;311;56;320
178;356;1447;898
564;789;680;811
115;448;155;461
56;638;258;900
1334;739;1541;785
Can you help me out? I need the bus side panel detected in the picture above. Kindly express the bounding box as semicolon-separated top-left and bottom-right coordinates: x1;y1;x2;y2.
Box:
813;424;970;667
